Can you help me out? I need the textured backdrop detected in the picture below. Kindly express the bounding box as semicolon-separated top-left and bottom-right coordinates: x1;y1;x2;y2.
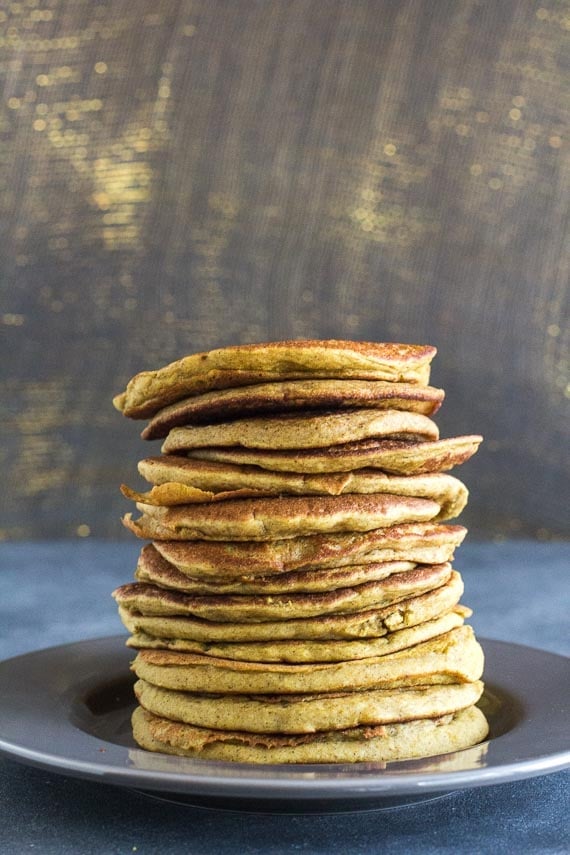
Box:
1;0;568;540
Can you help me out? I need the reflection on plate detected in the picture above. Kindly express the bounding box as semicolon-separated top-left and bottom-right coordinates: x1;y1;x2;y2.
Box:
0;636;568;813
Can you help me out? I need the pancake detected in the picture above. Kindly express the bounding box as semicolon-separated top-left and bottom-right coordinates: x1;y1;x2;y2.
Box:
134;677;484;733
114;338;485;766
135;543;419;595
189;435;482;475
123;494;441;541
114;562;452;622
151;523;467;579
125;608;468;662
160;410;439;454
142;379;445;440
114;340;437;419
126;458;468;520
132;704;488;763
131;626;484;693
117;570;465;642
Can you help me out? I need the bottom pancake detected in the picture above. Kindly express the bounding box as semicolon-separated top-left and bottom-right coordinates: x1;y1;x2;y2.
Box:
132;704;488;763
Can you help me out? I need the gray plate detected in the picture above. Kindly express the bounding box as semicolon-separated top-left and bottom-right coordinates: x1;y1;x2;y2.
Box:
0;636;568;813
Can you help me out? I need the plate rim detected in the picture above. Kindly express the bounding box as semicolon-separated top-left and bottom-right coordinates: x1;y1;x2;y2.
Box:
0;635;568;802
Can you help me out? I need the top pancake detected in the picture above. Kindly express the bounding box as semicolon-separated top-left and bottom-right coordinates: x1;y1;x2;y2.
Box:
113;340;437;418
142;379;445;440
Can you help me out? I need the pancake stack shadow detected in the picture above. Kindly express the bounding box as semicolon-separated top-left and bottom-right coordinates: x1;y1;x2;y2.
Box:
112;340;489;763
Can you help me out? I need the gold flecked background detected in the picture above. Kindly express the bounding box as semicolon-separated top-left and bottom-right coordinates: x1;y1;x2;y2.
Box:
1;0;568;540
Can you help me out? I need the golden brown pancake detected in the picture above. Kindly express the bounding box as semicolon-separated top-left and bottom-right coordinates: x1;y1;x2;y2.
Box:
160;410;439;453
150;523;467;579
125;458;468;520
135;543;419;595
114;562;452;622
117;570;465;642
131;704;489;763
134;677;484;733
113;339;485;767
123;494;441;541
188;435;482;475
142;379;445;440
125;609;468;662
114;340;437;419
130;626;484;693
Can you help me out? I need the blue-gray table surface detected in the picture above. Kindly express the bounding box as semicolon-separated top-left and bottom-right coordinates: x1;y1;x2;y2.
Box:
0;540;568;854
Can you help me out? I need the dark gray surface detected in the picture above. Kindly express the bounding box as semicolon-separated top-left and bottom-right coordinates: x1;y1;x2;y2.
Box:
0;540;568;852
0;760;568;855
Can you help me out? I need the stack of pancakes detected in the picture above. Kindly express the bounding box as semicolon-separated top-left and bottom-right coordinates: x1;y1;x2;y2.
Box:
112;340;488;763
